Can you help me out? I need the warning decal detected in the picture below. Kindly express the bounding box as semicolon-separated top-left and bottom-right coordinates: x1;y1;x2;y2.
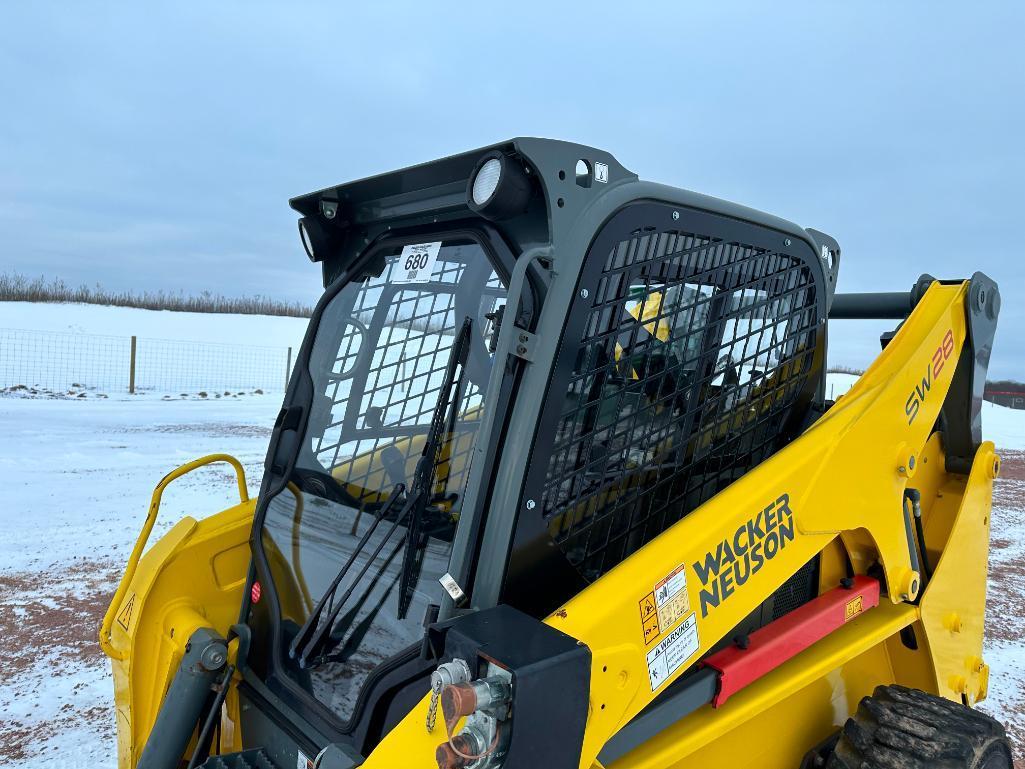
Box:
639;592;660;644
640;564;692;645
654;564;690;633
844;595;864;622
646;613;699;691
116;594;136;632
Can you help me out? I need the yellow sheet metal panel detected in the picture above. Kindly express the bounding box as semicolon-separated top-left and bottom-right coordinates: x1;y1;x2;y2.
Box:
101;454;255;768
919;442;998;705
883;620;938;694
643;640;895;769
605;603;917;768
101;453;250;660
816;538;849;595
104;500;254;767
360;692;447;769
212;541;253;591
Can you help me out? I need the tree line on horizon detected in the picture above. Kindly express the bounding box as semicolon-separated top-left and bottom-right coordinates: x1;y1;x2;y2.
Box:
0;272;313;318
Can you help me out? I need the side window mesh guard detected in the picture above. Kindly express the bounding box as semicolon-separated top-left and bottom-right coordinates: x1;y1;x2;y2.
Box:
542;228;819;583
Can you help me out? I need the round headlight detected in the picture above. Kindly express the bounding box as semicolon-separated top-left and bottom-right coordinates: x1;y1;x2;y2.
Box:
471;158;503;206
298;219;316;262
466;152;532;221
298;215;344;263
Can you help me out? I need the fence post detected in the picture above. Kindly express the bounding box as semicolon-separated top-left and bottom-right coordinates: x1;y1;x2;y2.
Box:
286;346;292;391
129;336;137;394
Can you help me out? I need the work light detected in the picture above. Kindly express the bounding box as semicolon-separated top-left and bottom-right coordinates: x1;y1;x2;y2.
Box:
297;216;336;263
298;220;316;261
466;151;532;220
472;158;503;206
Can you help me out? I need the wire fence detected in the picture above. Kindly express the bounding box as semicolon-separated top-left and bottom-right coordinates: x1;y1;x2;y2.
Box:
0;327;293;394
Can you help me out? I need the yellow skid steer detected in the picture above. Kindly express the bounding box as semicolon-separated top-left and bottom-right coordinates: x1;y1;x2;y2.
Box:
101;139;1009;769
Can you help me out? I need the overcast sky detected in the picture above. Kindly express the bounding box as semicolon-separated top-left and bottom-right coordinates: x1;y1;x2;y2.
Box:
1;2;1022;378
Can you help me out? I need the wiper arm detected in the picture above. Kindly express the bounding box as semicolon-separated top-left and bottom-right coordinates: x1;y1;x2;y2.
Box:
396;316;473;619
290;480;405;668
291;316;474;667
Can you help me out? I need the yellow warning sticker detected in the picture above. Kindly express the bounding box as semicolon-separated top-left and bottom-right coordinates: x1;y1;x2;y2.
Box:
639;592;657;620
117;594;136;632
640;565;692;645
654;565;690;634
844;595;864;622
642;612;661;645
640;592;659;644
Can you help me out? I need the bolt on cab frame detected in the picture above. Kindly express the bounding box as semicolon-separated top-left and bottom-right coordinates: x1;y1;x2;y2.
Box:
102;138;1003;769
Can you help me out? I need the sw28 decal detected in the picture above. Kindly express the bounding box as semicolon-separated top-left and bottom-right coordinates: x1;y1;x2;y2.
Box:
905;329;955;425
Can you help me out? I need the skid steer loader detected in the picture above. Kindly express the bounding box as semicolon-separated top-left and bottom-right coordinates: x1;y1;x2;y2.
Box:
100;138;1011;769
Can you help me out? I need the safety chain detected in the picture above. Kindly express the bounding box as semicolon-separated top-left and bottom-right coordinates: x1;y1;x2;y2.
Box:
426;675;443;733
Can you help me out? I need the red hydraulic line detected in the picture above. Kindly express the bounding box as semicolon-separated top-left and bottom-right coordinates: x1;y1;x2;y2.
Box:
703;575;880;707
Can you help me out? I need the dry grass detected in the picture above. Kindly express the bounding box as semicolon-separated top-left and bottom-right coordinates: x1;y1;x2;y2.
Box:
0;272;313;318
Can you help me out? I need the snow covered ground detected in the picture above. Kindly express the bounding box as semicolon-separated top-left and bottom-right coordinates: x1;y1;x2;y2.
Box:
0;301;308;350
0;392;280;766
0;304;1022;766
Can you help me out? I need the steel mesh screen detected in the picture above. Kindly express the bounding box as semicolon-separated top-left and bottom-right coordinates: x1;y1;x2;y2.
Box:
770;558;819;621
310;246;505;511
542;229;819;583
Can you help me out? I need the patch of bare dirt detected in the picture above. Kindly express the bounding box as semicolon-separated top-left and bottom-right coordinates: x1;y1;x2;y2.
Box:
997;450;1025;482
0;709;109;764
0;560;118;673
986;450;1025;765
121;422;272;438
0;558;119;764
995;480;1025;514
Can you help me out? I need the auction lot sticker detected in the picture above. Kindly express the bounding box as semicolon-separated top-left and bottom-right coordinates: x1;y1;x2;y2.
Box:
393;242;441;283
646;613;699;691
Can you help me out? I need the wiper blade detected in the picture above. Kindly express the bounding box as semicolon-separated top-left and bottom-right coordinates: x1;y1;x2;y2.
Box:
396;316;473;619
291;316;474;668
290;480;405;668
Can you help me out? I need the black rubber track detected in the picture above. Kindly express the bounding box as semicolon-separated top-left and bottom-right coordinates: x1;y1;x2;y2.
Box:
826;684;1013;769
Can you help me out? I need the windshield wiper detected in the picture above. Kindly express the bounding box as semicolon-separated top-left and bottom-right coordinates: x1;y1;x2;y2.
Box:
396;315;472;619
290;316;473;669
290;480;406;668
